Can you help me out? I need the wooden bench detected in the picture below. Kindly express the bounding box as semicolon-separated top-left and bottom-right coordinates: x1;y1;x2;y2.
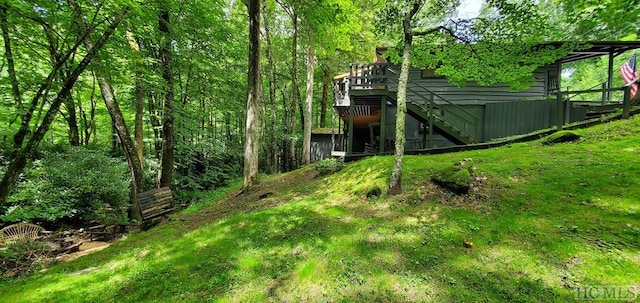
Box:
88;187;175;240
138;187;176;227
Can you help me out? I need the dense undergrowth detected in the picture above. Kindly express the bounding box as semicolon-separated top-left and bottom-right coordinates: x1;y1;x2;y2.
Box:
1;116;639;302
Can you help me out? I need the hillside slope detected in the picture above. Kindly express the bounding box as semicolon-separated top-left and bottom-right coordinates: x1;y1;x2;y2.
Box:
2;116;640;302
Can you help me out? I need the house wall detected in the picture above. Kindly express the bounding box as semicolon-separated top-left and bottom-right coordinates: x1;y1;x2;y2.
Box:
481;99;588;141
310;134;334;162
386;66;552;106
387;100;568;146
483;100;556;141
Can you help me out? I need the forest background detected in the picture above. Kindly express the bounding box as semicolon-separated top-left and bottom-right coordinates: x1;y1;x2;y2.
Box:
0;0;637;227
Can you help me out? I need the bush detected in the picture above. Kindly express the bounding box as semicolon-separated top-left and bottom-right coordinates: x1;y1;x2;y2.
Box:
173;140;242;204
314;158;346;175
1;148;130;225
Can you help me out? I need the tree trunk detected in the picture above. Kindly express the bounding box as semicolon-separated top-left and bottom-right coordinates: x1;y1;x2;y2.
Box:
243;0;261;190
0;4;22;116
389;2;420;195
302;31;314;165
126;30;145;166
262;0;278;173
41;16;80;147
320;66;330;128
69;1;143;220
0;8;129;205
158;6;175;188
148;92;163;160
95;73;144;221
288;14;299;171
78;77;97;146
64;97;81;146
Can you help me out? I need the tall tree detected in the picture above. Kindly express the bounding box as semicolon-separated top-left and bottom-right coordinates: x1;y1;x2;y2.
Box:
0;3;22;128
388;0;421;194
158;2;175;188
69;0;144;220
0;5;130;205
302;30;313;165
287;11;299;171
243;0;261;189
261;0;279;173
126;29;145;166
383;0;572;194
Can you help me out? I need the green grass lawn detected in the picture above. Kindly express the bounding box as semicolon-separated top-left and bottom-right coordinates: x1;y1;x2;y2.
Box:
1;116;639;302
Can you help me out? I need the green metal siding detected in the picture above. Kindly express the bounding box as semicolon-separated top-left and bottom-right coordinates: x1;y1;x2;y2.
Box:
387;66;550;106
310;134;334;162
482;100;556;141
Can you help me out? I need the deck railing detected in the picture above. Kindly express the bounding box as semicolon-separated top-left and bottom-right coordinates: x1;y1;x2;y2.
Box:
552;85;634;127
349;63;389;90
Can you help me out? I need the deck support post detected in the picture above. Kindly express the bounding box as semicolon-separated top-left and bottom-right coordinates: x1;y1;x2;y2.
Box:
379;94;387;153
347;95;354;154
556;91;563;131
565;87;571;124
556;63;563;131
428;93;434;148
607;52;614;103
623;85;631;119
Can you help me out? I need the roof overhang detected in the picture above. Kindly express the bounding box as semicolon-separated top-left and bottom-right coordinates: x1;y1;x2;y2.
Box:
545;41;640;64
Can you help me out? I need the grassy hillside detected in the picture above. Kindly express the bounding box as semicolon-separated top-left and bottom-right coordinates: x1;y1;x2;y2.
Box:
2;116;640;302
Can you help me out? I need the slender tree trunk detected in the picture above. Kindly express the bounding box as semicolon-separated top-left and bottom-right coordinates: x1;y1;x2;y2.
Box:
64;97;81;146
95;74;144;221
302;31;314;165
262;0;278;173
69;1;143;220
148;92;163;159
12;33;88;150
78;78;97;146
243;0;261;190
0;4;22;116
288;14;299;171
41;17;80;147
134;80;144;163
126;30;145;166
158;6;175;188
320;66;330;128
0;8;129;205
389;1;421;195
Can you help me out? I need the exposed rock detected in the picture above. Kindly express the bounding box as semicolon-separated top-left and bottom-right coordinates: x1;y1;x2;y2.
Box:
431;164;472;194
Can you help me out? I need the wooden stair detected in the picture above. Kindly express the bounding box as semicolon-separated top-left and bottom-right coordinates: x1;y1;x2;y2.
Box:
387;91;473;145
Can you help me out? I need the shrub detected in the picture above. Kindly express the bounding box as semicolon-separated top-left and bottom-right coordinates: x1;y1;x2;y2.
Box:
314;158;346;175
1;148;130;225
173;140;242;204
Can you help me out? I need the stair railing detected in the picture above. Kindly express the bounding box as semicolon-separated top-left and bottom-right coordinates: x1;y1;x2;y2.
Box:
386;67;482;143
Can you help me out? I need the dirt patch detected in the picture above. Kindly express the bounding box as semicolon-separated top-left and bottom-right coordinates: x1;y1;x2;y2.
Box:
55;239;113;262
405;173;495;212
180;167;320;230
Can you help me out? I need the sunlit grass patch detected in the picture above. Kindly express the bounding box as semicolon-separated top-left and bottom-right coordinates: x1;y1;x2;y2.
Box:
2;116;640;302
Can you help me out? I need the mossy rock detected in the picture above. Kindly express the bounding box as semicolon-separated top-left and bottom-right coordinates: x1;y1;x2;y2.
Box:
431;165;471;194
542;130;581;145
